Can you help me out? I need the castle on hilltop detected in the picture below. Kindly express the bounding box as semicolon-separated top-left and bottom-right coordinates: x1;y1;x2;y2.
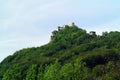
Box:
89;31;96;35
51;22;75;39
68;22;75;27
51;22;96;39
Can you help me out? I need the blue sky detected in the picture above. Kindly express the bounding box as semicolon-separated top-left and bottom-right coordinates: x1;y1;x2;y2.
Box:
0;0;120;62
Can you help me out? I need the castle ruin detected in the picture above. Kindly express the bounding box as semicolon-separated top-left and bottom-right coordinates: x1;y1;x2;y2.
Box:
51;22;75;39
68;22;75;27
89;31;96;35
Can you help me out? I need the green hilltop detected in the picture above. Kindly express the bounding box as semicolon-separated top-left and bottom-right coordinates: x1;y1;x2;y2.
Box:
0;23;120;80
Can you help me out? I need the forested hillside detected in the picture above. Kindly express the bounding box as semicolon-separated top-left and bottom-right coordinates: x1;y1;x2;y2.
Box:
0;25;120;80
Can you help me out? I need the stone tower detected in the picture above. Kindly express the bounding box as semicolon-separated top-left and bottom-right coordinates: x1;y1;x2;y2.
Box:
69;22;75;27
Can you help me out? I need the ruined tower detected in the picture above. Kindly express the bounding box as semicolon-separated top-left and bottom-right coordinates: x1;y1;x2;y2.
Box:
68;22;75;27
89;31;96;35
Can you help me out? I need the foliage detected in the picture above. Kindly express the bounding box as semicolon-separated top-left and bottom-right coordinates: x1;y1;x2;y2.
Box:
0;25;120;79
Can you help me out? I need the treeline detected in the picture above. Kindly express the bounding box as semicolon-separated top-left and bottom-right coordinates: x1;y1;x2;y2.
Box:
0;25;120;80
2;58;120;80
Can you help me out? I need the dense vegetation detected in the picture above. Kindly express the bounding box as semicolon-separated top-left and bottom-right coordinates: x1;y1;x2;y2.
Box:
0;25;120;80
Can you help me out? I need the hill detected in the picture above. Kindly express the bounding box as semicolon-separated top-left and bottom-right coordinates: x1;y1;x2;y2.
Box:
0;23;120;80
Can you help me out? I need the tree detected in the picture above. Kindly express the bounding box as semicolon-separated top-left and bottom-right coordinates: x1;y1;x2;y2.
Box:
37;65;44;80
44;60;61;80
60;62;74;80
26;64;37;80
2;65;21;80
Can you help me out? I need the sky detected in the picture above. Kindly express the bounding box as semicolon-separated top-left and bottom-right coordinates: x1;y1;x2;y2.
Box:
0;0;120;62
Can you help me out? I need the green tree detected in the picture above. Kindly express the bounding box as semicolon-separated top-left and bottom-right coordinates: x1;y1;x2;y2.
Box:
26;64;37;80
2;65;21;80
37;65;44;80
73;60;90;80
44;60;61;80
60;63;74;80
